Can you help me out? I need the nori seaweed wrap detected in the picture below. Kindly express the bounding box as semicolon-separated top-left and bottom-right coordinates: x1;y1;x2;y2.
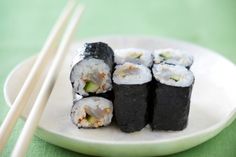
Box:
113;63;152;133
151;63;194;130
70;42;114;96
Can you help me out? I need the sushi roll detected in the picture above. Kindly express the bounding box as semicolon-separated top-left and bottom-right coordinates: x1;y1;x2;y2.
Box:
151;63;194;130
115;48;153;67
113;62;152;133
153;48;193;69
70;42;114;96
71;97;113;128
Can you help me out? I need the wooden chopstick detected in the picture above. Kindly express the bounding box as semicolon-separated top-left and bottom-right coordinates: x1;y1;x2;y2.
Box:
0;0;76;152
11;4;84;157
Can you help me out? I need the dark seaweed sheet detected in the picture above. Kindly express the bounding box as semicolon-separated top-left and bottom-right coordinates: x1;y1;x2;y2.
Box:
113;83;150;133
83;42;114;69
150;80;193;130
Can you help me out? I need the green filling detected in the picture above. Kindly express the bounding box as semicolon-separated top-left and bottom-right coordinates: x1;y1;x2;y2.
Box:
130;53;142;59
170;75;181;82
84;81;99;93
87;115;97;124
159;52;172;60
135;54;142;59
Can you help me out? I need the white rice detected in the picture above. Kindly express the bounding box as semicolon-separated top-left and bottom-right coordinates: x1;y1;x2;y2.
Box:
152;64;194;87
153;48;193;67
115;48;153;67
70;58;112;96
113;62;152;85
71;97;113;128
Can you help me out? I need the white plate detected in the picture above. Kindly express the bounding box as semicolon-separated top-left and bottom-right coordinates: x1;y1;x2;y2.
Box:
4;36;236;156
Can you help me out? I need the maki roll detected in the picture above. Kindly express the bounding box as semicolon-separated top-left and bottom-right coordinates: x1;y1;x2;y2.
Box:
113;62;152;133
153;48;193;69
70;42;114;96
151;64;194;130
115;48;153;67
71;97;113;128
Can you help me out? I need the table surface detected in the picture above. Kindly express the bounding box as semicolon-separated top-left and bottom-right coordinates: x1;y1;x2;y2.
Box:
0;0;236;156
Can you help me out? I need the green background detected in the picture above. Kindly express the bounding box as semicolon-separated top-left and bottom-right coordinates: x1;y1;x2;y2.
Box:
0;0;236;156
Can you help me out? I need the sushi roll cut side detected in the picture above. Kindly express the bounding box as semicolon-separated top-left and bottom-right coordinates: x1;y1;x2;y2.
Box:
113;63;152;133
70;42;114;96
153;48;193;69
71;97;113;128
71;59;112;96
113;62;152;84
151;64;194;130
115;48;153;67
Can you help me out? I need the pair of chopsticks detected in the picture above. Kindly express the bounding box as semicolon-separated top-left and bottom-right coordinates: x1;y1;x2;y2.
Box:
0;1;84;156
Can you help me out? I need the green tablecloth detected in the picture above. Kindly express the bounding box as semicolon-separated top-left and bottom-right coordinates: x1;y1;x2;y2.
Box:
0;0;236;156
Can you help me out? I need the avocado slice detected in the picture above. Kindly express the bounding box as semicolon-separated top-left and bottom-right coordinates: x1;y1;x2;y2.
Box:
84;81;99;93
130;52;142;59
170;75;181;82
159;52;172;60
87;115;97;124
